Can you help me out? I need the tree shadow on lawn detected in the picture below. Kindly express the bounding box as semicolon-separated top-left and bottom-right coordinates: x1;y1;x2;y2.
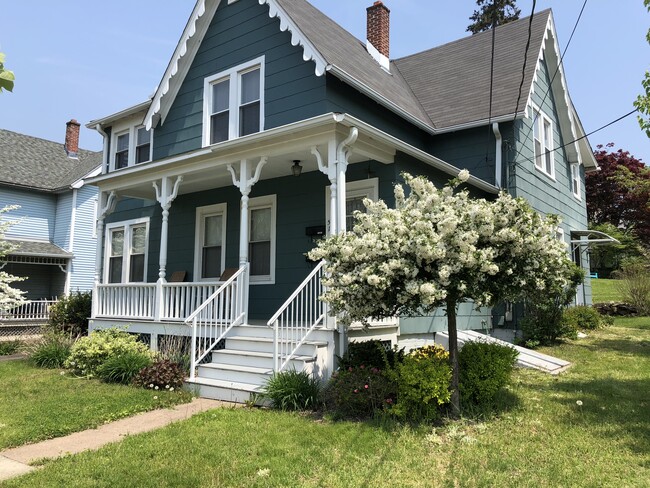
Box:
577;337;650;357
550;377;650;455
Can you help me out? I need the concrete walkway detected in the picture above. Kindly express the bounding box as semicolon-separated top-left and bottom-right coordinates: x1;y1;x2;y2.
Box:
0;398;230;482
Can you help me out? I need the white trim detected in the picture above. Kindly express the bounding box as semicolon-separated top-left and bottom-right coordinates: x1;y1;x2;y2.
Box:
104;217;150;283
326;178;378;233
248;194;276;285
194;203;227;281
202;56;265;147
570;163;581;200
530;103;555;180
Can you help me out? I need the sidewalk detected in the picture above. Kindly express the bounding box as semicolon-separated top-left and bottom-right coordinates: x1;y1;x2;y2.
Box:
0;398;230;482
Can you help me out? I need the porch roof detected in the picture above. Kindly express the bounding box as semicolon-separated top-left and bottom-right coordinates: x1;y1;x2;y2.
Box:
5;239;73;259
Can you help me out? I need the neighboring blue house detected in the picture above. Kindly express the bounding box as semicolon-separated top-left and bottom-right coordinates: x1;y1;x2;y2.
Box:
0;121;101;302
86;0;597;401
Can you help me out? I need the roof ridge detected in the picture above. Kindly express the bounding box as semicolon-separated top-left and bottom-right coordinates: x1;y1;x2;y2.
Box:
0;127;100;155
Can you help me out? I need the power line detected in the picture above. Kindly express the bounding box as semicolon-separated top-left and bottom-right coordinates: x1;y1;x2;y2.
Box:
485;0;499;161
512;0;537;121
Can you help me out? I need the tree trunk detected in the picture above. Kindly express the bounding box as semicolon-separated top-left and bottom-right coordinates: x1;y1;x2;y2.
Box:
447;298;461;417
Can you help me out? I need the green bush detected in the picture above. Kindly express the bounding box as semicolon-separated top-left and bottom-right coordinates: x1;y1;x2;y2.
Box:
29;333;74;368
616;261;650;315
337;340;405;371
0;340;21;356
324;365;397;420
65;328;150;377
390;345;451;422
459;341;518;407
132;359;186;391
263;370;322;411
97;351;153;384
48;292;92;336
562;305;607;331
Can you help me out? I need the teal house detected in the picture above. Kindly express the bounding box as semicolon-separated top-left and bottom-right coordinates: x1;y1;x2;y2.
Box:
87;0;596;401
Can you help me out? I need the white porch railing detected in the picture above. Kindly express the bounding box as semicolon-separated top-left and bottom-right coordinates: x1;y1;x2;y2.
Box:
186;264;248;380
161;282;223;322
267;260;326;372
0;299;57;322
95;283;157;320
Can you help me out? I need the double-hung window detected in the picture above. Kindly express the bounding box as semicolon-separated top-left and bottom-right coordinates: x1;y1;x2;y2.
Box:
326;178;379;233
111;126;152;170
135;127;152;164
115;132;130;169
105;219;149;283
194;204;227;280
248;195;276;284
570;164;581;199
203;56;264;146
532;106;554;178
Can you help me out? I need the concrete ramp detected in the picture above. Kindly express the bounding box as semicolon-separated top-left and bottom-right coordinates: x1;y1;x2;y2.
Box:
435;330;571;375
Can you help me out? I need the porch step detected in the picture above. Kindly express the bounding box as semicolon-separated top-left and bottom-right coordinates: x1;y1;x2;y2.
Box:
225;335;327;355
210;348;316;371
197;363;273;385
185;377;262;404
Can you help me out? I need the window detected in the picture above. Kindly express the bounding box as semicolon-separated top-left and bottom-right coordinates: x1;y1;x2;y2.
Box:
105;219;149;283
532;106;554;178
194;204;227;281
571;164;581;199
248;195;276;284
326;178;379;233
111;126;153;170
203;56;265;146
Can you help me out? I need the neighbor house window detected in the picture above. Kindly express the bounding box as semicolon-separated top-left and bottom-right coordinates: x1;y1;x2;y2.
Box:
248;195;276;284
111;126;153;170
105;218;149;283
571;163;581;199
194;203;227;280
532;106;554;178
326;178;379;233
203;56;265;146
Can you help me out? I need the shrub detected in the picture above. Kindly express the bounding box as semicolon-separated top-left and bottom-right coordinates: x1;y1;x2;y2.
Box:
337;340;405;370
263;370;322;411
459;341;518;407
562;305;607;331
0;340;21;356
157;335;191;372
615;262;650;315
97;351;153;384
48;292;92;336
65;328;150;377
324;365;397;420
390;345;451;422
29;332;74;368
132;358;186;390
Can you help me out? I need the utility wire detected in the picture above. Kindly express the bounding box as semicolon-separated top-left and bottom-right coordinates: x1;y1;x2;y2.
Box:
513;0;537;121
485;0;499;161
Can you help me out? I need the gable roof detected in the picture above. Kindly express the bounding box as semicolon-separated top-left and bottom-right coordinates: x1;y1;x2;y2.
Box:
394;10;551;131
0;129;102;192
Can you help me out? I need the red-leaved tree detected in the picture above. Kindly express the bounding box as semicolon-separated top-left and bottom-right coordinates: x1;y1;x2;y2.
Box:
587;143;650;245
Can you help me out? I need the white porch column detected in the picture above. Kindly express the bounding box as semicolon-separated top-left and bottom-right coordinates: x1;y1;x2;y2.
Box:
336;128;358;234
228;157;268;321
153;176;183;321
92;190;117;318
312;140;338;235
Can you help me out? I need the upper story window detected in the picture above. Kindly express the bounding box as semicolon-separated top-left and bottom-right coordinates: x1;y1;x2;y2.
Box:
570;163;581;199
532;106;554;178
111;125;152;171
203;56;265;147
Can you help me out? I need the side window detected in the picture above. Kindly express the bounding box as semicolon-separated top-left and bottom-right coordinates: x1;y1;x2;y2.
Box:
115;132;130;169
532;106;554;178
194;204;227;281
135;127;152;164
326;178;379;233
571;164;581;199
111;126;153;170
105;219;149;283
248;195;276;284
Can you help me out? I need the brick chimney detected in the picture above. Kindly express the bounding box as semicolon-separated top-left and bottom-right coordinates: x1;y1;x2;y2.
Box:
367;1;390;59
64;119;80;158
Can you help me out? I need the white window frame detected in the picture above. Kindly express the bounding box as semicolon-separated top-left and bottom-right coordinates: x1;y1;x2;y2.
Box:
202;56;265;147
194;203;227;282
110;125;153;171
570;163;581;200
531;104;555;180
248;194;276;285
104;217;150;283
326;178;379;234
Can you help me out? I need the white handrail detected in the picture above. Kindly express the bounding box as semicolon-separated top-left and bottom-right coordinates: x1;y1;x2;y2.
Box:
186;264;248;379
267;261;326;372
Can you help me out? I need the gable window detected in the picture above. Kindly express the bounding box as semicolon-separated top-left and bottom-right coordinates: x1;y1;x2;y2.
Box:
532;107;554;178
203;56;265;146
105;219;149;283
111;126;152;171
326;178;379;233
571;163;581;199
194;203;227;281
248;195;276;284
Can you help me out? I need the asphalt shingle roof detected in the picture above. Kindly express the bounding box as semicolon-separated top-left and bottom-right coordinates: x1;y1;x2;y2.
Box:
0;129;102;192
5;239;73;258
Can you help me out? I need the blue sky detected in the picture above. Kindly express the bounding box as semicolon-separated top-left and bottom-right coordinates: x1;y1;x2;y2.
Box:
1;0;648;163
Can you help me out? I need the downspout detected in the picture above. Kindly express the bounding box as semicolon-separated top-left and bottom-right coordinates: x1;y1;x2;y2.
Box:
492;122;502;189
94;124;110;174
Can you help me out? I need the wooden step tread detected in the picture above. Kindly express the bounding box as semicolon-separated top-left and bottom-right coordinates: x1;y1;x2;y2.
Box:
198;363;272;375
186;377;262;392
226;335;327;347
213;348;316;362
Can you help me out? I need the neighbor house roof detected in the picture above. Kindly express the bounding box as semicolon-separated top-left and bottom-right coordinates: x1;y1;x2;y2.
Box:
4;239;73;259
0;129;102;192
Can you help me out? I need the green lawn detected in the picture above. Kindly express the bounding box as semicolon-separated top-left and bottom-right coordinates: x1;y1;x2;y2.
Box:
591;278;623;302
4;317;649;488
0;360;191;450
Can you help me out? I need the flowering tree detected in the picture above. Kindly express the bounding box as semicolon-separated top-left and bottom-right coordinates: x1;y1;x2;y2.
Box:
309;172;580;414
0;206;26;317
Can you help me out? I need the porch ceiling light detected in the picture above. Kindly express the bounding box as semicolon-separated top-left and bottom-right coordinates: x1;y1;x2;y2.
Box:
291;160;302;177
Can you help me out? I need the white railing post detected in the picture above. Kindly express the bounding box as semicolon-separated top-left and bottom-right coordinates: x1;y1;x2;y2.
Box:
273;319;279;373
190;317;198;380
154;280;163;322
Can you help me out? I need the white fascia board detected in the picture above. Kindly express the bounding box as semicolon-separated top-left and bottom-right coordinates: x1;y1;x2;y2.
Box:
86;101;152;129
434;112;526;134
338;114;500;195
71;165;103;189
